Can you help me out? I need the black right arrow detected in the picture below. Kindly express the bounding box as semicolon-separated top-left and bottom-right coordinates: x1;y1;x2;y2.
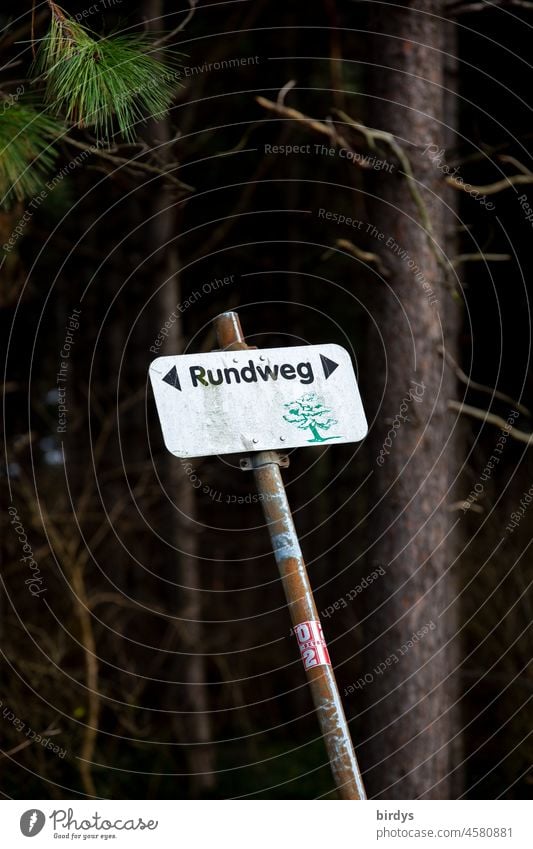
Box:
162;365;181;391
320;354;339;379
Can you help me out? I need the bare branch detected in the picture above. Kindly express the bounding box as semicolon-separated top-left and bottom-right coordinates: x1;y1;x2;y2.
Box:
152;0;198;47
448;0;533;13
63;136;193;193
0;726;61;760
499;155;533;176
448;500;484;513
257;97;446;273
461;668;533;692
452;252;511;266
70;565;99;797
255;97;372;168
335;109;447;273
0;7;49;51
440;346;531;416
336;238;390;277
277;79;296;106
447;173;533;195
449;400;533;444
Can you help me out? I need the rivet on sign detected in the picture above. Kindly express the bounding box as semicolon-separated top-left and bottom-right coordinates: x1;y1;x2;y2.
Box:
252;438;258;444
233;357;238;363
280;436;286;441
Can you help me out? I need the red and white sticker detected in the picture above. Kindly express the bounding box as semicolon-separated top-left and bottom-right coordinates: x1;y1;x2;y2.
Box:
294;620;331;670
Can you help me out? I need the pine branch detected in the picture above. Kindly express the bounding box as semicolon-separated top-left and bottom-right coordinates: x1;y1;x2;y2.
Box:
35;7;181;142
0;103;62;206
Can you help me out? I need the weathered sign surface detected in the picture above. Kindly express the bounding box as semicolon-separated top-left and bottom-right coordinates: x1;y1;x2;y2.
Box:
149;344;367;458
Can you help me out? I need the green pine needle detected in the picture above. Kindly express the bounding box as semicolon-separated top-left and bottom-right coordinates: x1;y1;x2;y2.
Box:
0;102;62;206
35;10;181;141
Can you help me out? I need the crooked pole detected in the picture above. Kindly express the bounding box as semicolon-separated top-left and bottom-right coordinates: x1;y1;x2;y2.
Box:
214;311;366;800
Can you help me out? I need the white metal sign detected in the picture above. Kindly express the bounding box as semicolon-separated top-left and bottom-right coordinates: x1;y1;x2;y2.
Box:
149;344;367;458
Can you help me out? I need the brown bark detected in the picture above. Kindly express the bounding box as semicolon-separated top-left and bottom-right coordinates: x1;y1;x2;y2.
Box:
142;0;215;796
359;1;461;799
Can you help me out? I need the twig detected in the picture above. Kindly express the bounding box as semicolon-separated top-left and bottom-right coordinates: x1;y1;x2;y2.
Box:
33;480;99;797
152;0;198;48
31;0;37;58
440;346;531;416
447;173;533;195
336;238;390;277
255;96;373;168
335;108;439;250
324;0;345;111
447;0;489;11
452;252;511;266
0;726;61;760
63;136;193;193
334;108;450;280
260;79;446;262
448;500;484;513
449;0;533;13
277;79;296;106
461;668;533;692
47;1;67;24
499;155;533;176
448;400;533;444
0;8;49;51
0;61;23;72
189;140;276;261
70;564;99;797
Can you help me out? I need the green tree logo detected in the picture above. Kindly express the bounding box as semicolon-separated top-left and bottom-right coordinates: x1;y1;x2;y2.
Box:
283;392;342;443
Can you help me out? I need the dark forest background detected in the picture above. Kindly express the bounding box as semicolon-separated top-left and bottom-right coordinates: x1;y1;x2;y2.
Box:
1;0;532;800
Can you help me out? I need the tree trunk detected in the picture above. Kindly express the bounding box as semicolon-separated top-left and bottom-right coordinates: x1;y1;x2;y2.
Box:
360;0;461;799
142;0;215;796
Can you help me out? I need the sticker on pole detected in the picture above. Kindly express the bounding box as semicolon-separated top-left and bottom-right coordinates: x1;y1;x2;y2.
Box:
294;621;331;670
149;344;367;458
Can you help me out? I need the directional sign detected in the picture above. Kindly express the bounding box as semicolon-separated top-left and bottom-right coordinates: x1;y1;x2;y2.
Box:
149;344;367;458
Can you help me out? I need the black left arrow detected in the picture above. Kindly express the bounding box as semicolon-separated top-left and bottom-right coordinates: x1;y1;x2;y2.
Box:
162;366;181;391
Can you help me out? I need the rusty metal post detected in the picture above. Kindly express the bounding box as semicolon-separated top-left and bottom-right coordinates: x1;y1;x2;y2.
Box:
214;311;366;800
